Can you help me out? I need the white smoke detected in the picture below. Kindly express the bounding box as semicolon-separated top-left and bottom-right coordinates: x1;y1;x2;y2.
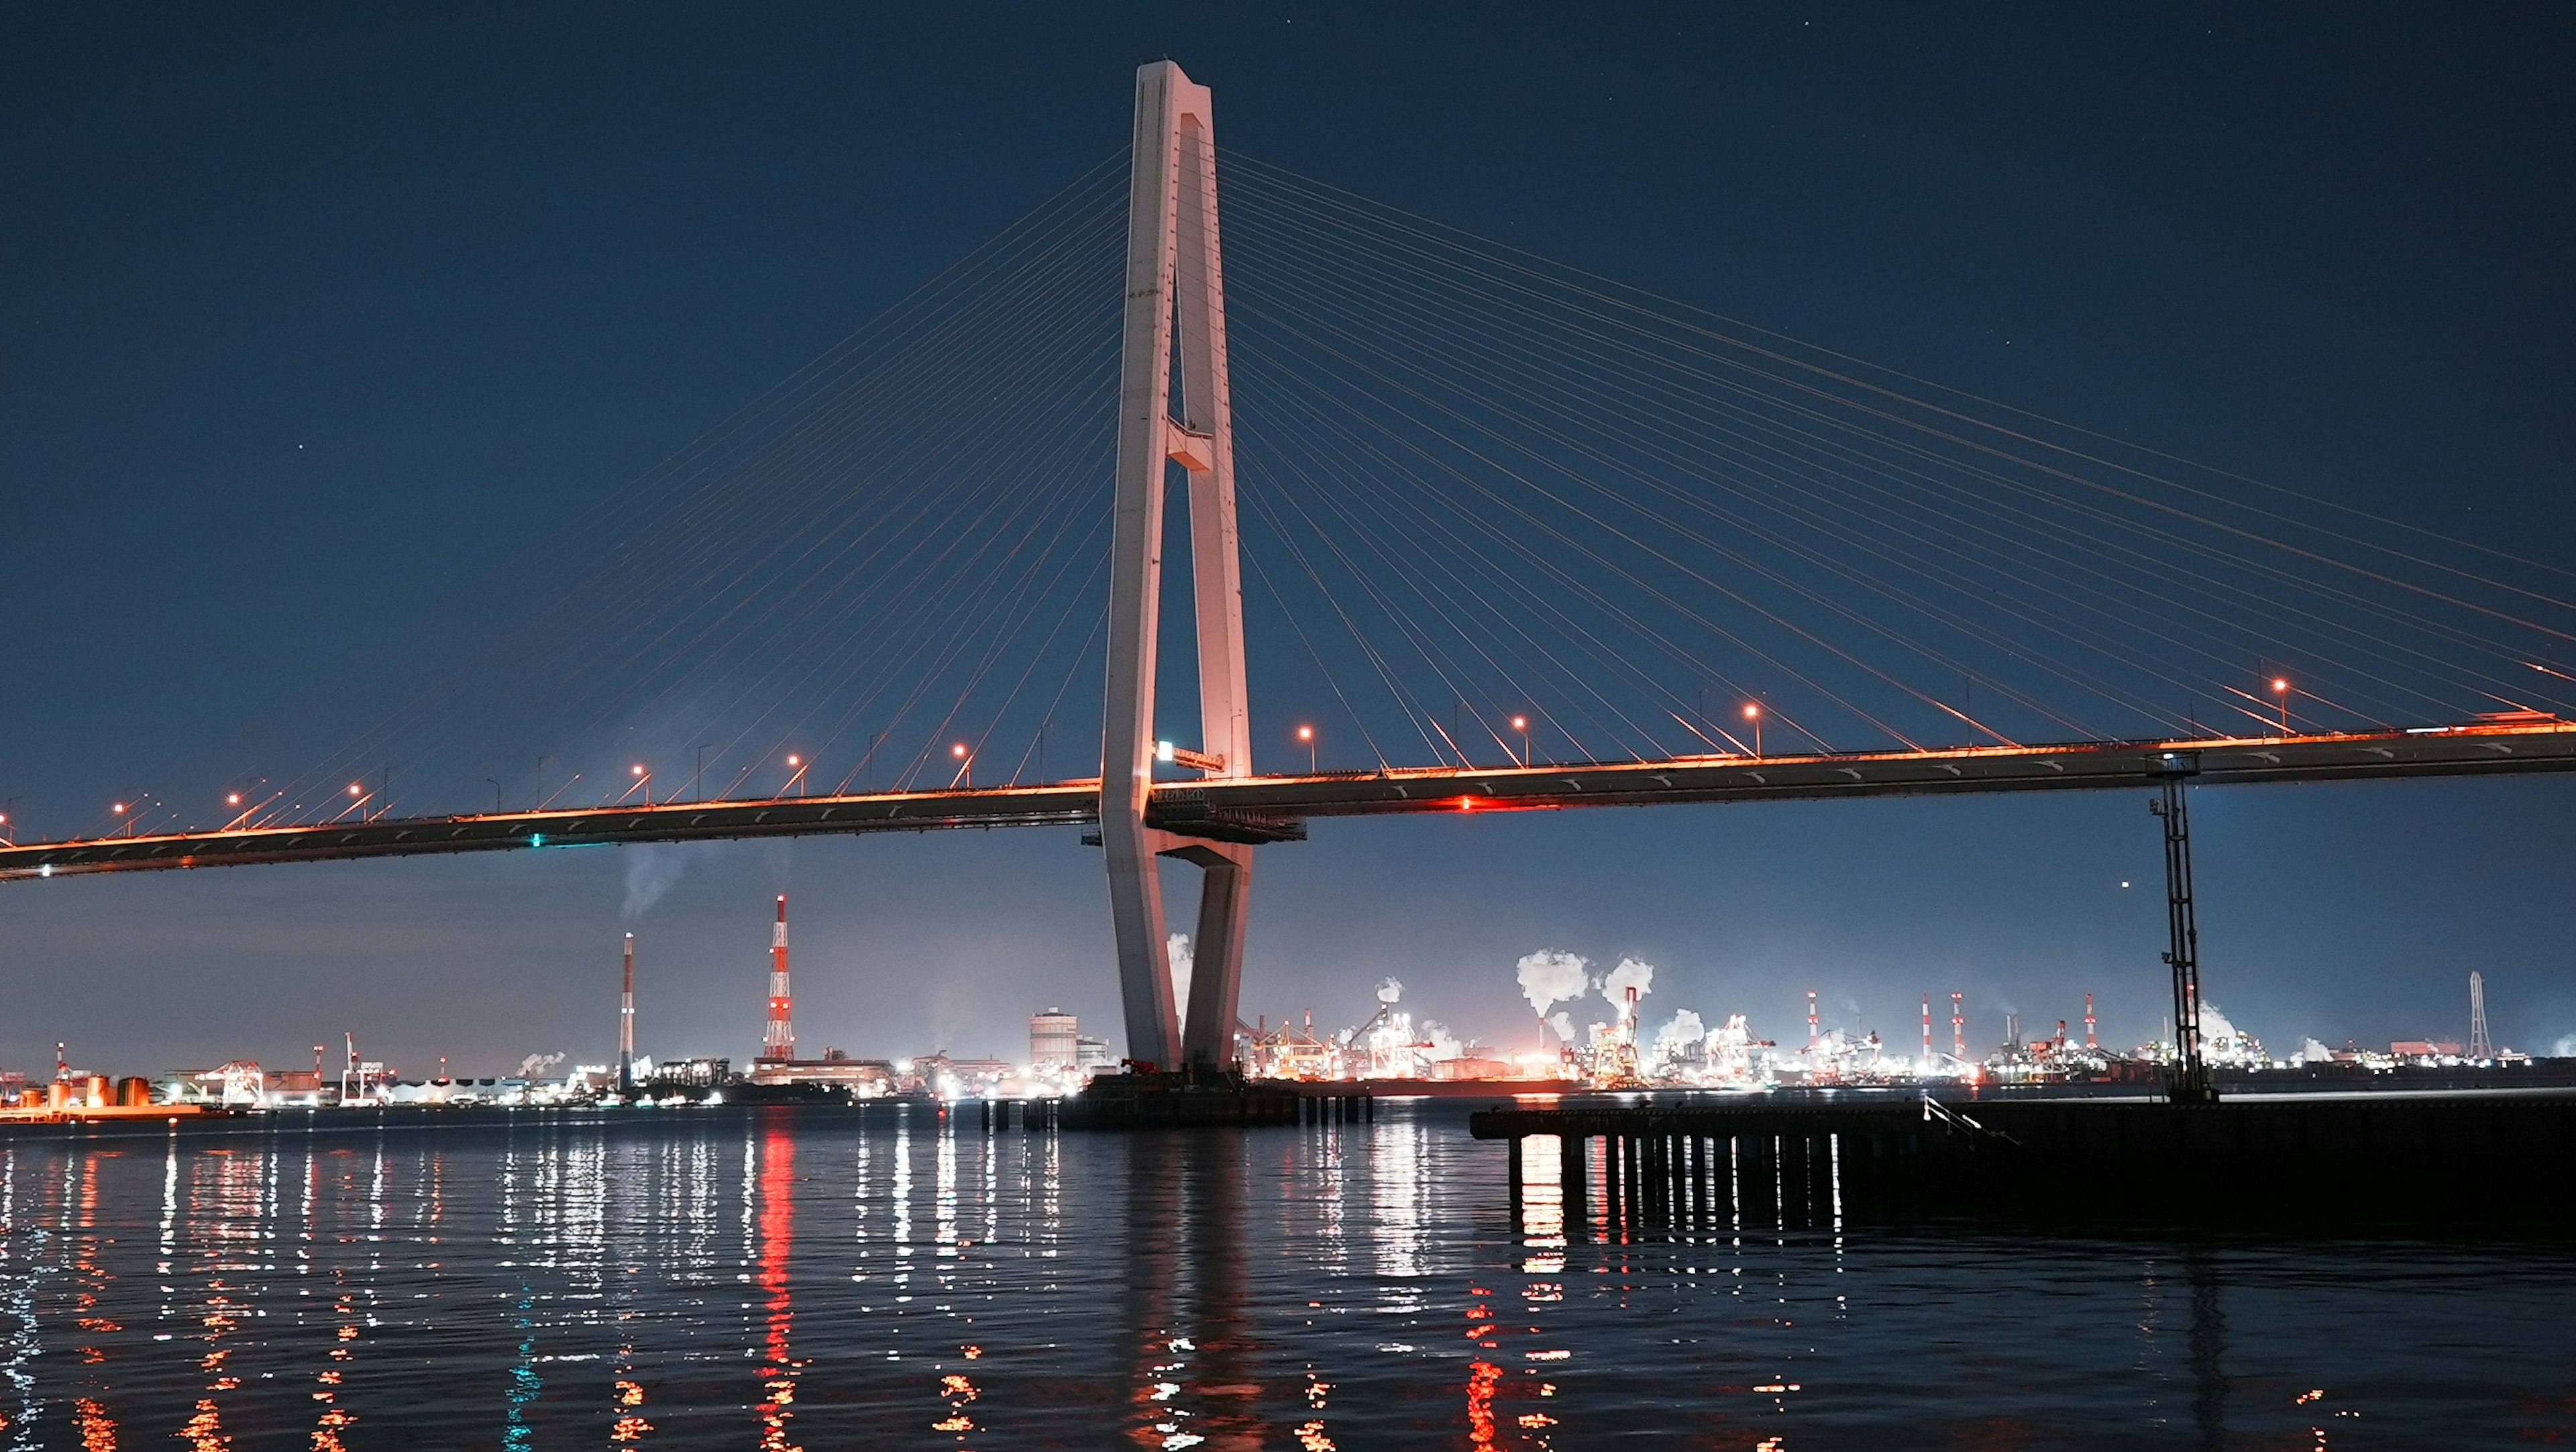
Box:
1422;1019;1462;1061
517;1051;566;1080
1167;933;1193;1024
2296;1037;2337;1065
2200;1002;2241;1040
1515;949;1591;1017
2552;1033;2576;1058
1652;1009;1707;1066
1601;956;1654;1011
1547;1011;1574;1043
621;843;689;921
1377;977;1403;1004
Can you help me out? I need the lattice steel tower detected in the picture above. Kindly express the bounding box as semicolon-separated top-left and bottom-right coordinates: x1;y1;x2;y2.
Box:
762;894;795;1062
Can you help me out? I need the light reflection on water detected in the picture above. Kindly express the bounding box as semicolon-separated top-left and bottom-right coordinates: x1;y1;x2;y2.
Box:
0;1102;2569;1448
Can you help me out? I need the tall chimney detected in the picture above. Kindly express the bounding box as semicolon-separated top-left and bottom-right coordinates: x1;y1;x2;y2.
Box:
1921;995;1932;1066
1951;992;1965;1059
2084;992;2098;1049
763;894;796;1062
619;931;637;1095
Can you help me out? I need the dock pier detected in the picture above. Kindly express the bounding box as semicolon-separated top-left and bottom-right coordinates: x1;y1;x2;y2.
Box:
1475;1092;2576;1227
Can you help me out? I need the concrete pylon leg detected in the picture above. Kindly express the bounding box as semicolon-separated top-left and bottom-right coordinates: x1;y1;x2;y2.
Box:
1180;843;1253;1067
1107;826;1179;1069
1101;59;1258;1072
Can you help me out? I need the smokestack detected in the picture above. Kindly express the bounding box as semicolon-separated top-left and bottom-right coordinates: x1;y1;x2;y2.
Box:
619;932;637;1095
1951;992;1965;1059
2084;993;2097;1049
1807;990;1819;1050
1922;995;1931;1066
762;894;796;1062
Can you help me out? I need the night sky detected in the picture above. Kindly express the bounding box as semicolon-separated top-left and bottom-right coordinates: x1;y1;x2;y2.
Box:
5;5;2572;1077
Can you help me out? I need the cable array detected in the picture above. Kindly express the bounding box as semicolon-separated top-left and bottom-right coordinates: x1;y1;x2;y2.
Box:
1218;150;2576;770
66;147;2576;837
131;157;1131;834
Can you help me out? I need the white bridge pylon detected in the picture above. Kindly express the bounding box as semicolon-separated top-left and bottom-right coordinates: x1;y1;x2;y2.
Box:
1102;60;1256;1071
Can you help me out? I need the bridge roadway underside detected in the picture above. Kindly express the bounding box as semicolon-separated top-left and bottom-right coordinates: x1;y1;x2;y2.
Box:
5;723;2572;882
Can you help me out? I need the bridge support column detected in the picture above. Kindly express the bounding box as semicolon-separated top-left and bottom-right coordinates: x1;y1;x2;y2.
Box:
1103;59;1258;1072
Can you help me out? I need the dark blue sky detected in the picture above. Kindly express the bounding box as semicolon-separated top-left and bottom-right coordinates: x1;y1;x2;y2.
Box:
5;5;2572;1074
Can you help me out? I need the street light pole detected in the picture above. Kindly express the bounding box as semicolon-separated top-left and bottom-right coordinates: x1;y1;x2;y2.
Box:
1511;715;1529;767
1743;701;1763;758
2271;676;2291;734
1297;725;1316;773
695;744;714;802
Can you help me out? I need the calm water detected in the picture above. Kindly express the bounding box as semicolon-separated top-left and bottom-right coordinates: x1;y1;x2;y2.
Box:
1;1102;2569;1449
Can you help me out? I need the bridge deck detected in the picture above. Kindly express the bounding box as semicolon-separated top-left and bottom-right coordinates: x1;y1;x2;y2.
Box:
5;722;2571;882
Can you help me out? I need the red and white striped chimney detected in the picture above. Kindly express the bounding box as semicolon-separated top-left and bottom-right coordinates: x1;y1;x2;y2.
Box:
762;894;796;1061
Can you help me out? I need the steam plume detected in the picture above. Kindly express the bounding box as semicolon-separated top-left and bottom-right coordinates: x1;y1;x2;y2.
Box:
1601;956;1654;1008
1167;932;1193;1028
1515;949;1591;1017
1377;977;1403;1004
1651;1009;1706;1064
621;843;689;921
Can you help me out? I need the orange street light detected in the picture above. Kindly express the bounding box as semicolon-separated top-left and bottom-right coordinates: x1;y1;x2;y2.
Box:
2271;676;2292;733
783;752;808;797
1296;724;1317;772
952;742;973;788
1743;701;1764;758
1509;714;1530;766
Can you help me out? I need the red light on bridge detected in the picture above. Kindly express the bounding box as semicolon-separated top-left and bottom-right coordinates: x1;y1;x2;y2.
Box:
1457;795;1477;812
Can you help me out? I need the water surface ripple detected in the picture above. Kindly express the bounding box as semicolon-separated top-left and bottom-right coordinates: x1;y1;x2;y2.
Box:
0;1103;2568;1447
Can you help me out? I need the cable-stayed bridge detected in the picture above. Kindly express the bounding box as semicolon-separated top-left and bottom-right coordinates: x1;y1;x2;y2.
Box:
9;63;2576;1085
